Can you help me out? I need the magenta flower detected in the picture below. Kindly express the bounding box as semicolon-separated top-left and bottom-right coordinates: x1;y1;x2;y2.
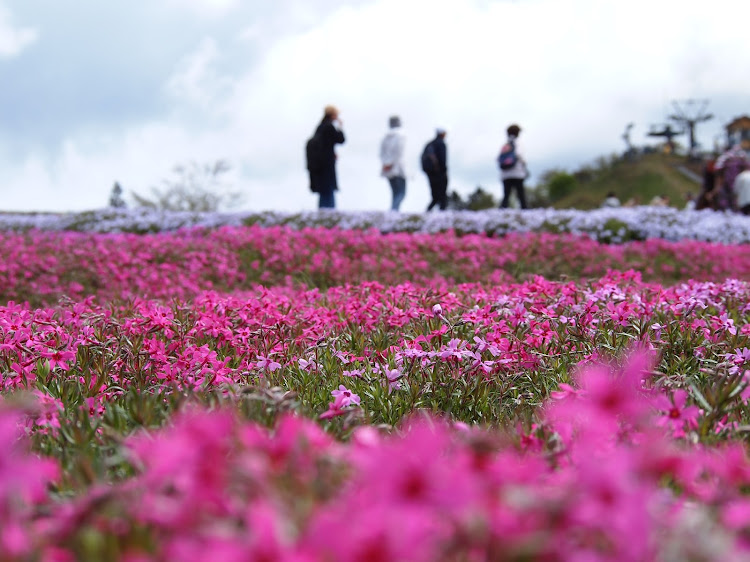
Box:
320;386;361;419
439;338;468;360
298;357;317;371
256;355;281;372
331;385;360;407
655;389;700;437
319;394;349;420
384;368;403;392
38;347;76;371
722;499;750;530
550;382;581;401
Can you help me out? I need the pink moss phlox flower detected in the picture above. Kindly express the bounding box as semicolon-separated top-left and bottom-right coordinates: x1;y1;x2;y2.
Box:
331;385;360;408
126;409;236;528
0;403;60;557
241;414;337;481
722;498;750;531
320;386;360;420
438;338;469;360
654;389;700;437
545;350;655;445
606;300;633;327
384;368;403;392
549;383;581;401
298;357;317;371
28;391;64;430
256;355;281;372
473;336;501;357
711;313;737;336
37;347;77;372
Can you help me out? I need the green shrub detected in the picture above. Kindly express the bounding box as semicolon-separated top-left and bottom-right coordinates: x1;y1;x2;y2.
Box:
547;172;579;202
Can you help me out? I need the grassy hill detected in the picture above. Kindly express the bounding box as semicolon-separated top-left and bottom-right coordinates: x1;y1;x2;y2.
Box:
544;152;702;210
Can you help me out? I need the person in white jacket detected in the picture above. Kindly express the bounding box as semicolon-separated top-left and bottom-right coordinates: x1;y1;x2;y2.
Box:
734;166;750;215
499;123;529;209
380;116;407;211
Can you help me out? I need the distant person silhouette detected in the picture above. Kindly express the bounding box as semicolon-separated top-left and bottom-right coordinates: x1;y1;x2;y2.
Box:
733;165;750;215
714;144;750;211
307;105;345;209
696;155;717;210
684;192;697;211
380;116;407;211
622;196;640;207
601;191;621;208
422;128;448;211
649;194;669;207
498;124;529;209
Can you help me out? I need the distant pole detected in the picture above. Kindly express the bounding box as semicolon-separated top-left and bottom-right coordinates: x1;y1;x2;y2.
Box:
669;98;713;159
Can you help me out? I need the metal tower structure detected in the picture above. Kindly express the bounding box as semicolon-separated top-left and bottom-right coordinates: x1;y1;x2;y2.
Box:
669;99;713;157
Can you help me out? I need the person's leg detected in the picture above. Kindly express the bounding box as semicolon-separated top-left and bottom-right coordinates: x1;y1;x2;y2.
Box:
500;179;512;208
515;179;528;209
319;190;335;209
438;175;448;210
427;175;438;211
395;177;406;210
390;177;406;211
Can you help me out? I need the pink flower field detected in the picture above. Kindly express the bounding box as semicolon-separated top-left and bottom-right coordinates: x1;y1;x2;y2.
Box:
4;223;750;560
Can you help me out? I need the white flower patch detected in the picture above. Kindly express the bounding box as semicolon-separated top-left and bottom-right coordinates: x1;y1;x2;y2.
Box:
3;206;750;245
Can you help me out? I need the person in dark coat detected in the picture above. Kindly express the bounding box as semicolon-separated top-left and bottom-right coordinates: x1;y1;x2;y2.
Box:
696;155;717;210
309;105;345;209
425;128;448;211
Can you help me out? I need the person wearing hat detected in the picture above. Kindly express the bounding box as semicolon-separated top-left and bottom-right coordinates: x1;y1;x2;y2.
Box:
498;123;529;209
380;115;407;211
423;128;448;211
308;105;345;209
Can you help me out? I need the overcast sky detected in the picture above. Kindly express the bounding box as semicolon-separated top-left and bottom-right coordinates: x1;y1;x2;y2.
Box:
0;0;748;213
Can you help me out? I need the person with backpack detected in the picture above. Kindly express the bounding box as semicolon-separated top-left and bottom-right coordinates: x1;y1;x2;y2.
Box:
306;105;345;209
498;123;529;209
422;128;448;211
380;115;407;211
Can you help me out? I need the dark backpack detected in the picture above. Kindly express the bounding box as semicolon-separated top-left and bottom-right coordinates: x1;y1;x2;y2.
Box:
498;140;518;171
421;141;439;174
306;133;325;173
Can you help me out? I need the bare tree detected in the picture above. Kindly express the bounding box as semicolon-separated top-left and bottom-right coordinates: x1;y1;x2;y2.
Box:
132;160;243;212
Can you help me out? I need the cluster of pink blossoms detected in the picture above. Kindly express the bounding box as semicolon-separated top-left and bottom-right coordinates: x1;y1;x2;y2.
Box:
4;226;750;305
2;272;750;438
1;224;750;559
2;352;750;559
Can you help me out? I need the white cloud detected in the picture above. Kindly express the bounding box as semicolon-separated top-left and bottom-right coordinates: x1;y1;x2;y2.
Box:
163;0;239;18
0;4;37;57
164;37;234;115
